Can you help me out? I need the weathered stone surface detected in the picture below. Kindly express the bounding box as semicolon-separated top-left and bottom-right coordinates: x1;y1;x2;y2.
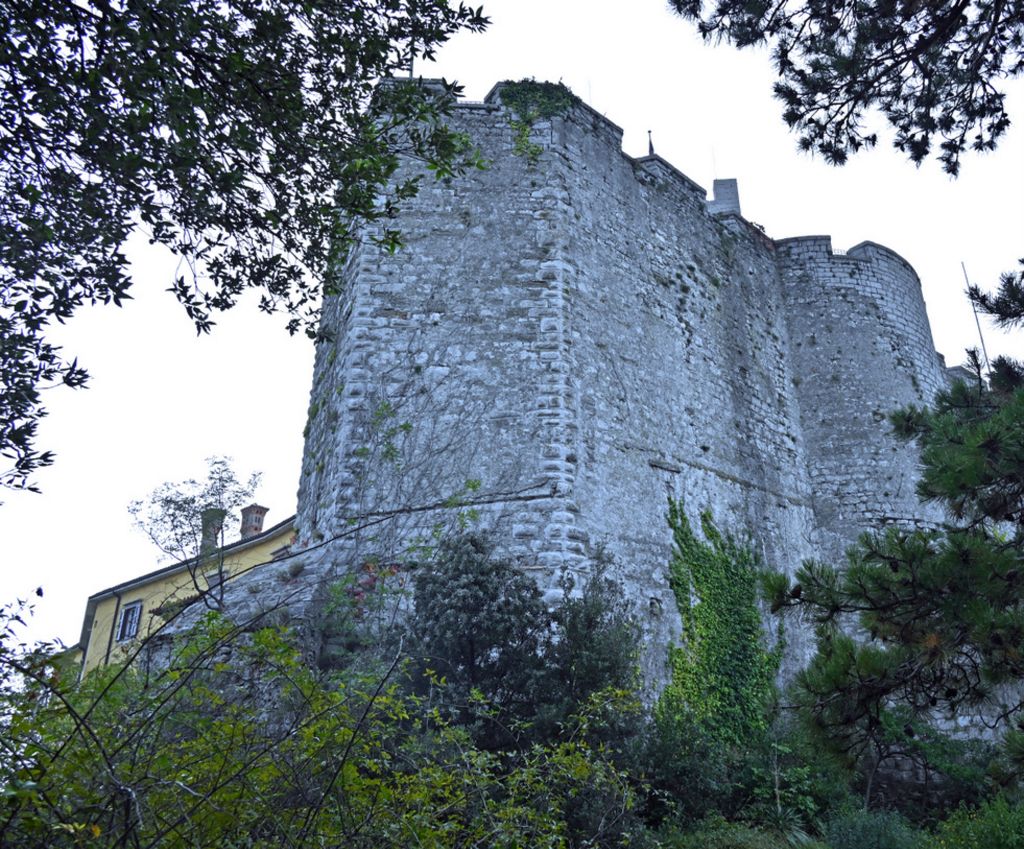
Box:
250;83;947;688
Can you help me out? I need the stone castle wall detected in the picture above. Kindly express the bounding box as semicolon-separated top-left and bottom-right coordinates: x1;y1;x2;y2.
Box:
291;82;948;682
778;238;947;558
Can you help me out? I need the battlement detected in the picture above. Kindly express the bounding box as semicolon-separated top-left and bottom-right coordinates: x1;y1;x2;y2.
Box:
776;235;918;275
455;80;756;227
847;241;920;278
408;79;921;277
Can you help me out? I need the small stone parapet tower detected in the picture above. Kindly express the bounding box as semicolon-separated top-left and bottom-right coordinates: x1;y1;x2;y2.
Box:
294;80;949;680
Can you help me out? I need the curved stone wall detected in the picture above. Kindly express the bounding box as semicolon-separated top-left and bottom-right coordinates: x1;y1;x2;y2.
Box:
777;236;947;557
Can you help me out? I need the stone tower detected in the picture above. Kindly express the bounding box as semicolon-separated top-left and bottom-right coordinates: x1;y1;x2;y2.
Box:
292;81;949;682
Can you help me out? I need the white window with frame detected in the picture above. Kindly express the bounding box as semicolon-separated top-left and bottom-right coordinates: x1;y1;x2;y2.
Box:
116;601;142;642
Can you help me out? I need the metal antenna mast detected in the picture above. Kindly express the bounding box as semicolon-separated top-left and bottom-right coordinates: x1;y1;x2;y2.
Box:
962;262;991;373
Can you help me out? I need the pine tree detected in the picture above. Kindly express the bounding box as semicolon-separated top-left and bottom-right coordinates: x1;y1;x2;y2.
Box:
766;341;1024;777
971;261;1024;334
669;1;1024;175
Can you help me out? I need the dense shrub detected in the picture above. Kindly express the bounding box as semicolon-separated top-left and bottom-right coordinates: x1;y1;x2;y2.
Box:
407;535;550;747
742;733;856;841
536;559;641;743
928;797;1024;849
1;603;641;849
636;706;746;826
407;535;641;751
402;535;654;846
824;809;924;849
663;818;826;849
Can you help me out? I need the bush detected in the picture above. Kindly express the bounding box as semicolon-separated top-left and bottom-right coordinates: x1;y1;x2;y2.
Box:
407;535;550;748
637;719;853;839
407;535;642;751
635;706;747;826
663;818;826;849
824;809;924;849
742;734;855;842
928;797;1024;849
771;722;858;824
0;603;638;849
535;559;641;744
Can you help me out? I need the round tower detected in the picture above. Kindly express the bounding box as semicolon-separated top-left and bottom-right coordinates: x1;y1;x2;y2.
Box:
776;236;948;558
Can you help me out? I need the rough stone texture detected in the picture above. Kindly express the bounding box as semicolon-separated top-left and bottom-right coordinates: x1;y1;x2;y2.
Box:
277;83;947;687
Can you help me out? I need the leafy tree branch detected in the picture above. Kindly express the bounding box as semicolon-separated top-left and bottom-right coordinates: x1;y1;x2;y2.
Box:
0;0;489;491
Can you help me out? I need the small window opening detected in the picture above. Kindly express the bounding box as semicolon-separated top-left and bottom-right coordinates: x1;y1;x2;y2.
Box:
116;601;142;642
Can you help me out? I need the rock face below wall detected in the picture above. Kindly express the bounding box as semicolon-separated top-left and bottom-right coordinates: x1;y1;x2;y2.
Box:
280;81;949;688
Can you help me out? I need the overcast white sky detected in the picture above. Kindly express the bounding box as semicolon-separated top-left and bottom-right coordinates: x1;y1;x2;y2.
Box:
3;0;1022;648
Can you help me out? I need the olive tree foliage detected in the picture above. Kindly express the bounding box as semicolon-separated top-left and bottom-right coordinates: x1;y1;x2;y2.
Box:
0;0;489;492
669;0;1024;175
128;456;261;606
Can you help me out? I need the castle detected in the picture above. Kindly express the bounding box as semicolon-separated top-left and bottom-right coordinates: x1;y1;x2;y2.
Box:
272;81;952;682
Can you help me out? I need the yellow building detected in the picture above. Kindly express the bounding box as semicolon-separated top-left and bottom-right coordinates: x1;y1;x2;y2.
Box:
78;506;294;675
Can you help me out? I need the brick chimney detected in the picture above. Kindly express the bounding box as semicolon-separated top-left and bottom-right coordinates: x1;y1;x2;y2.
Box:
200;507;226;556
240;504;269;540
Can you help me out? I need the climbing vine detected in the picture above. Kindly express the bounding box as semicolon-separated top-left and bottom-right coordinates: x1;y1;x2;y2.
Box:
658;500;780;746
499;79;576;163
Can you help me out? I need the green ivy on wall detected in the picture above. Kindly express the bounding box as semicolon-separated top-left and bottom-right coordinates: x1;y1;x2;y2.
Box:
658;500;780;746
499;79;576;163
